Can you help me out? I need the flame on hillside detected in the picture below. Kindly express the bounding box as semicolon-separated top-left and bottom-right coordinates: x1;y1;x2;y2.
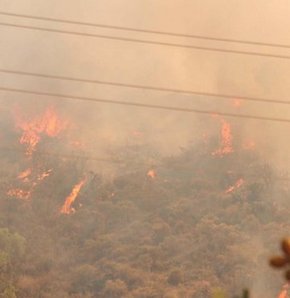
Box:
18;168;32;182
277;284;289;298
8;168;52;200
212;119;234;157
60;178;86;215
225;178;244;194
7;189;32;200
15;106;68;155
37;169;52;182
147;169;157;179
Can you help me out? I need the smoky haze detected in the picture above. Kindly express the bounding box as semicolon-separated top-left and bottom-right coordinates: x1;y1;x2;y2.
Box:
2;1;290;163
1;1;290;297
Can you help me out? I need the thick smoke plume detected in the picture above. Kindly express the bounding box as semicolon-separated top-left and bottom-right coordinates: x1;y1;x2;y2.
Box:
1;1;290;297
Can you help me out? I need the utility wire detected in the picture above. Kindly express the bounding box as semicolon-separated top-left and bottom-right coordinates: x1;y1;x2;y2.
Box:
0;146;124;164
0;144;159;166
1;10;290;49
1;22;290;60
1;146;290;181
1;86;290;124
34;150;158;167
34;151;125;164
1;68;290;106
0;144;161;167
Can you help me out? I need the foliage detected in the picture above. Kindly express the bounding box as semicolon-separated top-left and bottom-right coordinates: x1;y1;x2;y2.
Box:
0;138;287;297
0;229;25;297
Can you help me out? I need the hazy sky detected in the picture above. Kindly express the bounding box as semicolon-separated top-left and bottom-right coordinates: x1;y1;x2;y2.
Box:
1;3;290;296
2;1;290;95
1;1;290;165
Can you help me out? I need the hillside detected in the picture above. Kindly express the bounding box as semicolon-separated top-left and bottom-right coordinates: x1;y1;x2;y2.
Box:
0;109;288;297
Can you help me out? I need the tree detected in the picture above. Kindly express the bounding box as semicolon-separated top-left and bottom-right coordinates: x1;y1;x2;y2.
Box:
102;279;128;298
167;269;184;286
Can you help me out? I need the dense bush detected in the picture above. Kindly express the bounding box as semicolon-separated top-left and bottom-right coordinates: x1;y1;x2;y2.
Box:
0;140;287;297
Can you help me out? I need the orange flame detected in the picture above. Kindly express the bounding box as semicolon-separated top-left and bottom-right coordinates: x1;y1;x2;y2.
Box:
37;169;52;181
277;284;289;298
7;189;32;200
8;168;52;200
17;168;32;182
225;178;244;194
147;170;157;179
8;168;33;200
15;107;68;155
60;179;86;215
212;119;234;157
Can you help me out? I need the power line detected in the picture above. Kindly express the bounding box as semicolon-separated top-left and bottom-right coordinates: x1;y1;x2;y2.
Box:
1;86;290;124
34;150;158;167
1;22;290;60
0;145;159;166
34;151;125;164
1;68;290;106
0;146;125;164
1;146;290;181
1;10;290;49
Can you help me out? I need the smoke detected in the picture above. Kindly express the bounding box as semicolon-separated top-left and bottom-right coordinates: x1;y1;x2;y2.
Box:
1;1;290;296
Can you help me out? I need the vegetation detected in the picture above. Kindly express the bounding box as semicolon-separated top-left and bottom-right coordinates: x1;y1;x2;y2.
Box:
0;136;288;297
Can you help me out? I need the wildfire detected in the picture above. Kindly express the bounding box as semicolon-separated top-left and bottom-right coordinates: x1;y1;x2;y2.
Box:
17;168;32;182
37;169;52;181
212;119;234;157
225;178;244;194
277;284;289;298
8;168;52;200
147;169;157;179
60;178;86;215
15;106;68;155
7;189;32;200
